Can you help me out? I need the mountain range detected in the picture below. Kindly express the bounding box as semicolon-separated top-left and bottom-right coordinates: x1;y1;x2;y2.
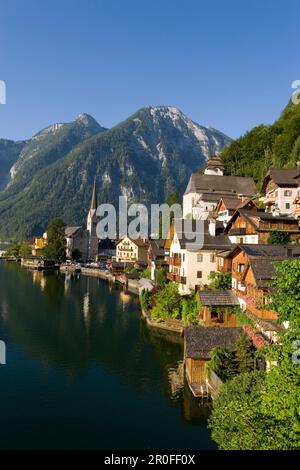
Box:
0;106;230;239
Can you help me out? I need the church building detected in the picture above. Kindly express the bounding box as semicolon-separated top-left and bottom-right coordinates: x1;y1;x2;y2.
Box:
86;178;99;259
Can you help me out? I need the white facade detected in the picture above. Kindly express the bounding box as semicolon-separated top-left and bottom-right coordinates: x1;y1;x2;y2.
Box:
169;233;218;295
228;234;259;244
182;192;200;218
265;186;300;216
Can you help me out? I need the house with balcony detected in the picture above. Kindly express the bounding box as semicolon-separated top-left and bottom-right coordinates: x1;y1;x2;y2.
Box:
229;244;300;322
147;239;169;281
182;155;256;220
216;197;257;224
116;236;149;263
167;218;231;295
262;165;300;216
225;209;300;244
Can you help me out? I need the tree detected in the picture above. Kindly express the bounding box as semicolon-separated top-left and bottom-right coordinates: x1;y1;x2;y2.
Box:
208;346;237;382
235;333;256;373
151;282;182;319
19;242;32;258
209;371;268;450
140;289;151;310
260;259;300;449
267;230;290;245
155;267;167;286
181;293;201;325
209;260;300;450
208;272;232;290
165;191;182;207
43;218;66;262
6;243;20;257
141;268;151;279
71;248;82;262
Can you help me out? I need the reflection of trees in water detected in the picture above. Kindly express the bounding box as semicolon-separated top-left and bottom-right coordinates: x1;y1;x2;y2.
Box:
0;266;180;395
142;325;213;423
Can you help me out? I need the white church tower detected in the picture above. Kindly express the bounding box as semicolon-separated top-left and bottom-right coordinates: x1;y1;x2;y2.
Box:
87;178;99;259
204;154;224;176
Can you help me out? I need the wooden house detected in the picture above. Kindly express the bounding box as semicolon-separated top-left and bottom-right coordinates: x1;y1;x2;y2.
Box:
225;209;300;244
148;239;169;281
184;326;243;397
230;244;300;321
199;290;239;327
216;197;257;224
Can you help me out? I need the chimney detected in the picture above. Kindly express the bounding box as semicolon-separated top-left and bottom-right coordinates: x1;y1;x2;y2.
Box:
208;219;216;237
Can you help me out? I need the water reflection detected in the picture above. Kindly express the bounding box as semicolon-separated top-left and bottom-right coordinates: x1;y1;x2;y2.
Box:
0;263;214;446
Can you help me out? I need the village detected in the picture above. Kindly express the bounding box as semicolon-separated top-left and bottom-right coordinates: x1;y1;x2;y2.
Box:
1;155;300;399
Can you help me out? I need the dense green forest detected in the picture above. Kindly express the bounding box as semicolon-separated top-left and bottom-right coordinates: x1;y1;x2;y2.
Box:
221;101;300;189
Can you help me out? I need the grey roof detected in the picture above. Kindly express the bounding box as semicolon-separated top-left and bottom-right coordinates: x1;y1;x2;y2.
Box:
248;257;286;289
264;167;300;188
184;174;256;196
225;209;300;233
240;209;298;223
65;226;82;237
174;219;231;251
149;239;166;258
233;244;300;258
218;197;255;210
185;326;243;359
199;290;239;306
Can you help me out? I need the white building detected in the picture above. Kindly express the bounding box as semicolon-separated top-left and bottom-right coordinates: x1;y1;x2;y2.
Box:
183;155;256;220
167;219;231;295
262;165;300;216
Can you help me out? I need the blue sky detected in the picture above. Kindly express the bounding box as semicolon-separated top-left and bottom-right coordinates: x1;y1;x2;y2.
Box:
0;0;298;140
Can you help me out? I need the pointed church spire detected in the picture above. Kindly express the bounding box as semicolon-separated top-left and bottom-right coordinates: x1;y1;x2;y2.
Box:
90;178;97;210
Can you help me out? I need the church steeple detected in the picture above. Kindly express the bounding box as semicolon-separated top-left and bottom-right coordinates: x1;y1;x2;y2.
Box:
90;177;97;211
87;177;99;259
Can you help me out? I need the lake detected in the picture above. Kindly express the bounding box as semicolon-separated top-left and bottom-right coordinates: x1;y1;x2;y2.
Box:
0;262;215;449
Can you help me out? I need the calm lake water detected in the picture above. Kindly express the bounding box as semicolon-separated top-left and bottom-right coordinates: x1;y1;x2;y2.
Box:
0;262;215;450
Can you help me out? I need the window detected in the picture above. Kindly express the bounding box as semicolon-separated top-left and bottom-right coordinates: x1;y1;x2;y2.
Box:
182;253;185;262
210;254;215;263
197;254;203;262
286;203;290;209
284;190;292;197
219;258;224;267
238;263;245;273
197;271;202;279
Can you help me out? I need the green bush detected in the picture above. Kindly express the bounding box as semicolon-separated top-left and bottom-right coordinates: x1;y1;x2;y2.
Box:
151;282;182;319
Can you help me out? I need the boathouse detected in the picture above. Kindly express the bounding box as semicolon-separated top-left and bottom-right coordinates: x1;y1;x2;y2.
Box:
184;326;243;397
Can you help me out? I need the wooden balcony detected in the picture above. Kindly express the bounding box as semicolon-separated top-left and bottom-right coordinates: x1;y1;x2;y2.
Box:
246;302;278;321
237;292;278;320
167;257;181;266
229;227;247;235
167;272;186;284
167;272;176;281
